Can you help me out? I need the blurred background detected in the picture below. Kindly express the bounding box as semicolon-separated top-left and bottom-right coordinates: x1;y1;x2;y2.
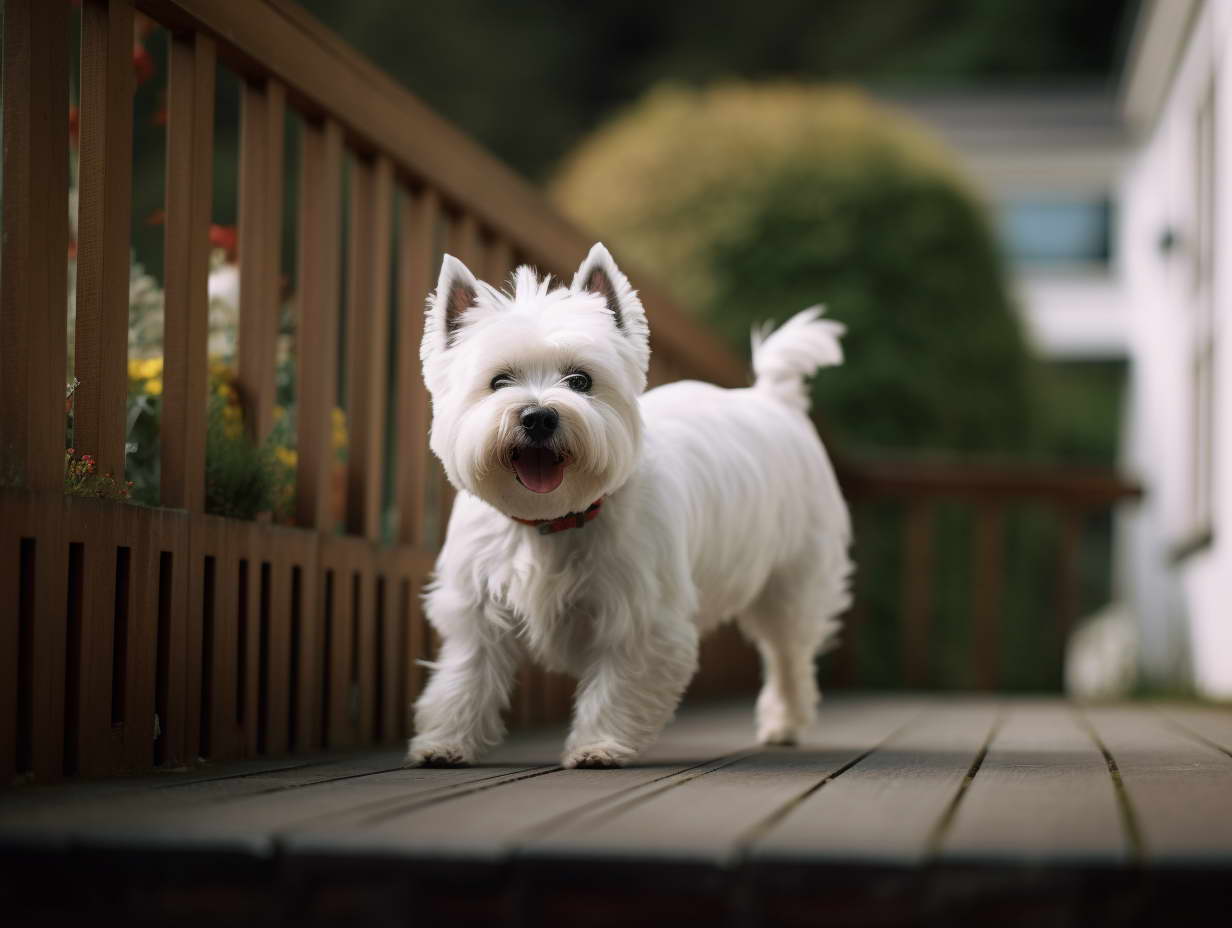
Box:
69;0;1231;700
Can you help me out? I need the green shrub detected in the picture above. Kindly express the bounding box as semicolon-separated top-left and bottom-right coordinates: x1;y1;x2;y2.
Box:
552;83;1036;456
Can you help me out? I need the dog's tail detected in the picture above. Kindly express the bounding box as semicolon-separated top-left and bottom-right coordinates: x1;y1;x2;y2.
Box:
750;306;845;413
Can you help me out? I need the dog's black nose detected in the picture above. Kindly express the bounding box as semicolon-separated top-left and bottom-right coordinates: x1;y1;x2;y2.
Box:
520;405;559;443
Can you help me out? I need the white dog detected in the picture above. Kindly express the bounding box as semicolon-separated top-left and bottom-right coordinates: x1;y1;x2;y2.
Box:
405;243;851;769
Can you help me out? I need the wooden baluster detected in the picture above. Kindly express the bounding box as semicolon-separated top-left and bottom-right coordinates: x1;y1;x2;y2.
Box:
74;0;134;479
970;502;1005;690
0;0;70;781
395;187;441;547
161;32;215;512
901;499;934;689
343;155;393;541
486;237;514;290
1;0;70;492
436;213;482;526
1055;507;1083;687
294;118;343;531
237;78;286;444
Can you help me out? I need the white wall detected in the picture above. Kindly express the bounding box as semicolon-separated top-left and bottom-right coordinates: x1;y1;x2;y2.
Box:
1119;0;1232;697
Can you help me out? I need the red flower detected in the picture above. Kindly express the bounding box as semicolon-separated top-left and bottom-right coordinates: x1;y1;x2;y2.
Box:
210;224;238;261
68;105;79;147
133;44;155;86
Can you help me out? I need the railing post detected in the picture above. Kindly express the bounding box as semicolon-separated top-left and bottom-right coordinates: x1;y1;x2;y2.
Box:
1;0;71;491
902;499;934;688
1055;507;1084;686
237;78;286;444
294;118;343;530
395;186;440;547
161;31;216;512
74;0;135;479
970;502;1005;690
343;154;394;541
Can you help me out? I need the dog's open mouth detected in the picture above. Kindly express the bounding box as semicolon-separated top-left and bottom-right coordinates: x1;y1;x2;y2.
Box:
511;447;566;494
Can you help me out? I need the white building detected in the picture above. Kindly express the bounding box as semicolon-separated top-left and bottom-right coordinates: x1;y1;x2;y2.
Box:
893;89;1128;361
1118;0;1232;698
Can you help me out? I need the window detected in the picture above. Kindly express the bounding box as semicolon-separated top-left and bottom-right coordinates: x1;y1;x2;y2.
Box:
997;197;1113;266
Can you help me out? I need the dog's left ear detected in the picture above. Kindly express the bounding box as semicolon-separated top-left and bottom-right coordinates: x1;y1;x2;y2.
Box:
572;243;650;369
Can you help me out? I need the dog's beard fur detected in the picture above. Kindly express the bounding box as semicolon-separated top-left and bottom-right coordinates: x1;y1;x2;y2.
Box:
423;262;646;521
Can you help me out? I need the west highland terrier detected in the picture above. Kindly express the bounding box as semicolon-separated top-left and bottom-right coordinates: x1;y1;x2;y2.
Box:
405;243;851;769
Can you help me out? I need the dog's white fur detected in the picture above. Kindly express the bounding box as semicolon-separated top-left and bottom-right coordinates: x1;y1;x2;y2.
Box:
406;243;851;769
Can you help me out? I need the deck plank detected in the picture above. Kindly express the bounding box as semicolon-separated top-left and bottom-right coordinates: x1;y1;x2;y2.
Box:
522;698;918;864
940;701;1126;864
749;700;995;866
282;707;758;860
1157;704;1232;757
1083;705;1232;864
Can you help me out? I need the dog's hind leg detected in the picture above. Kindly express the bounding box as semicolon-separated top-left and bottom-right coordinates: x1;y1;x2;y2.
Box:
738;554;849;746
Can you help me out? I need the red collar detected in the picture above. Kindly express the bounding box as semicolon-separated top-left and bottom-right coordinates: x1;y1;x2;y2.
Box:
512;499;604;535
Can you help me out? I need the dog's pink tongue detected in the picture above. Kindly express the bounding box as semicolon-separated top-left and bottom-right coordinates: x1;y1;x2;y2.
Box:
514;447;565;494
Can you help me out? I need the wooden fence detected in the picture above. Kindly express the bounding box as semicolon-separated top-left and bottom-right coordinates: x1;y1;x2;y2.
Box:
0;0;1140;785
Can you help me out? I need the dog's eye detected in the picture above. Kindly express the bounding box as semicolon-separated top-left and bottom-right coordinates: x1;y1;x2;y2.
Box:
490;373;514;391
565;371;592;393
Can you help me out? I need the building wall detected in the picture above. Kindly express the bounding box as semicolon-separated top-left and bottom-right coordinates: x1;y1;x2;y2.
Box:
1119;0;1232;697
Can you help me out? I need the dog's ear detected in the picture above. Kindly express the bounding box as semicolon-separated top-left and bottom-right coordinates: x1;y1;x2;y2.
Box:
572;244;650;369
572;243;635;332
426;254;479;353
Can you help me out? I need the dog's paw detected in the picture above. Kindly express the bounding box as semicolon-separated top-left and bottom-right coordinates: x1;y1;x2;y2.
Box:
757;724;800;747
563;741;634;769
403;741;472;768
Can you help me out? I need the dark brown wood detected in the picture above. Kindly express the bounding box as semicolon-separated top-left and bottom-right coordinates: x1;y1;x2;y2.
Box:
73;0;136;479
394;186;441;547
1055;507;1083;679
294;118;343;531
342;155;388;540
970;503;1005;690
359;157;395;541
941;704;1125;863
161;31;216;512
750;702;992;864
840;456;1143;507
1;0;70;492
237;78;287;444
901;500;934;688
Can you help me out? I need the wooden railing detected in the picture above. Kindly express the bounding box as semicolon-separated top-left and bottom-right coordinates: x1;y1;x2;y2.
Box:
830;456;1142;692
0;0;749;784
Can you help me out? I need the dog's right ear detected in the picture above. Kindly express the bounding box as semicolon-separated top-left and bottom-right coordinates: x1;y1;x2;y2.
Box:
425;254;479;354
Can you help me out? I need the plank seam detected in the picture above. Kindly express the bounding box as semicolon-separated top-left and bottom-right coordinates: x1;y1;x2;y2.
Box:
1074;706;1146;866
922;705;1002;859
509;749;760;851
323;765;564;831
516;751;761;849
731;711;926;864
1154;706;1232;760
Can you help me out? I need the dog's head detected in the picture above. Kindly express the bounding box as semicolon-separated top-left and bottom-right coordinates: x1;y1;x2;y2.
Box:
421;243;649;521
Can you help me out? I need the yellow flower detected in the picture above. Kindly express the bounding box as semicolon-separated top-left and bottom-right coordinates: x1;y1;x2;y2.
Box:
331;407;348;451
274;405;286;422
128;357;163;381
273;446;298;469
145;377;162;396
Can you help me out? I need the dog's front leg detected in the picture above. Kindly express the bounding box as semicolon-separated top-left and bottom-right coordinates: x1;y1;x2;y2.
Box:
564;621;699;769
404;618;518;768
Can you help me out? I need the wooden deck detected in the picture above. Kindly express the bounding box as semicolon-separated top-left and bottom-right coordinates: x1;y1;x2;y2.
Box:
2;695;1230;926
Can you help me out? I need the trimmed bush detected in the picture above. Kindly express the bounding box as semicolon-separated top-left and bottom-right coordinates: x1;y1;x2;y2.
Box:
552;83;1036;456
